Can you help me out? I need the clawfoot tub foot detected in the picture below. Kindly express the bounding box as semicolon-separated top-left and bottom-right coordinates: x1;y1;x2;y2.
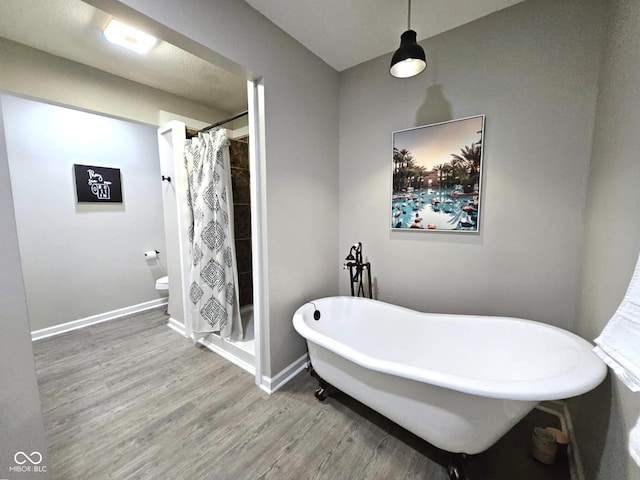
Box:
307;363;333;402
314;386;327;401
447;454;468;480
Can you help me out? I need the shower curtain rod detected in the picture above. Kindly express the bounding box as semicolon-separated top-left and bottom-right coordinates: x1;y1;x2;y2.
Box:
199;110;249;133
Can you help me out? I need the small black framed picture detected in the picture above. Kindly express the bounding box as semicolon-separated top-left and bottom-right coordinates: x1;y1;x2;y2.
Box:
74;164;122;203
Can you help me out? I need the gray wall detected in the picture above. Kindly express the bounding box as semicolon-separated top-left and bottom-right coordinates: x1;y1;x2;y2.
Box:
338;0;605;330
0;96;49;479
338;0;640;477
93;0;341;375
571;0;640;478
2;94;166;331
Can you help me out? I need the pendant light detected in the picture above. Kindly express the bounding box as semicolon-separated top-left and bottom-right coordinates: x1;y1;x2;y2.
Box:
390;0;427;78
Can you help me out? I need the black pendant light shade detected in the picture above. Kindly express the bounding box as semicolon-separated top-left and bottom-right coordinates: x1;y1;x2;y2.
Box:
390;0;427;78
390;30;426;78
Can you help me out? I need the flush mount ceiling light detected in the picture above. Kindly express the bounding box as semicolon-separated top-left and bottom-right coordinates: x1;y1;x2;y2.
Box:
103;19;157;55
390;0;427;78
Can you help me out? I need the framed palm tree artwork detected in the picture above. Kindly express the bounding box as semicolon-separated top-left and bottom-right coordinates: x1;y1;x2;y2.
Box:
391;115;485;232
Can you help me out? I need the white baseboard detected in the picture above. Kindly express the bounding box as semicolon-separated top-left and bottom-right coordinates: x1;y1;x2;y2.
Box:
167;317;188;337
31;298;168;341
164;324;306;396
260;354;308;395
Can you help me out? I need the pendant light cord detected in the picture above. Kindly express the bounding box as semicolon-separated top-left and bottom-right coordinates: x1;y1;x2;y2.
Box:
407;0;411;30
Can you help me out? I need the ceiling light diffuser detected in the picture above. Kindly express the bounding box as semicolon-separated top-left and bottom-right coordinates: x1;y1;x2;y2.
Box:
103;19;157;55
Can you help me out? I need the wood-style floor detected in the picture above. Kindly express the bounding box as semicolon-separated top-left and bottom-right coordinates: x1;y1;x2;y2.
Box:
33;309;570;480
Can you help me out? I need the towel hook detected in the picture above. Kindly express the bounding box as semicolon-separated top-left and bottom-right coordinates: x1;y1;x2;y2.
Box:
161;175;171;182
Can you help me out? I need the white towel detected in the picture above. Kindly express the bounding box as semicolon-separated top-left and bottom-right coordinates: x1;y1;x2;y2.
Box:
631;415;640;467
593;253;640;392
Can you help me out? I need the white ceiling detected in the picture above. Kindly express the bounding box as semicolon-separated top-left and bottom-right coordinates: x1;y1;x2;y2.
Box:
0;0;248;113
244;0;526;71
0;0;525;116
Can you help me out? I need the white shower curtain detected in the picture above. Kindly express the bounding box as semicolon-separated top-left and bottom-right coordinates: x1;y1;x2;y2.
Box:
184;128;242;340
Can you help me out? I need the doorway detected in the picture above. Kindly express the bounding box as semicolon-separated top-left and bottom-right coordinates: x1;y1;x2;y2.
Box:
157;87;265;381
0;0;266;383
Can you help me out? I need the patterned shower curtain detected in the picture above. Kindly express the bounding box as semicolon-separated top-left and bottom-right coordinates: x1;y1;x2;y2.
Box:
184;128;242;340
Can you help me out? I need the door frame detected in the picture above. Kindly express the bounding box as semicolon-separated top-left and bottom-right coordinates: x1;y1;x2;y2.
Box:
247;78;267;388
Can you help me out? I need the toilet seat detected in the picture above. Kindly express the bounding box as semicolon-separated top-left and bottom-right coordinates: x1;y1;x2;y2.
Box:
155;275;169;291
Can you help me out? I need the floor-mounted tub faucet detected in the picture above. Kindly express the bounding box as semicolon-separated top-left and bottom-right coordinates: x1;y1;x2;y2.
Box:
343;242;372;298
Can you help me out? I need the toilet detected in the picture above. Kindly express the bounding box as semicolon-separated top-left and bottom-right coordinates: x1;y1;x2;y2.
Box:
155;275;169;291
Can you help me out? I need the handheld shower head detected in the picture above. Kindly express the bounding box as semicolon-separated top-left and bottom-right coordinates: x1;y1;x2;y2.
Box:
346;242;362;261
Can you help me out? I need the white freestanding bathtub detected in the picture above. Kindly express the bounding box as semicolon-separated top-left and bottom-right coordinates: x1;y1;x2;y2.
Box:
292;296;606;456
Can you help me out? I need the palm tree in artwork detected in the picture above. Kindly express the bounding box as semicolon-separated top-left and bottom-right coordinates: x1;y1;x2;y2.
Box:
393;148;413;172
432;164;445;188
393;147;402;173
450;141;482;192
442;164;454;187
452;143;481;172
393;148;420;191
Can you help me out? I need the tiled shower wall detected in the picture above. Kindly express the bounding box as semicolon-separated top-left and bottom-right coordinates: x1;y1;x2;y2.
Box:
229;139;253;307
